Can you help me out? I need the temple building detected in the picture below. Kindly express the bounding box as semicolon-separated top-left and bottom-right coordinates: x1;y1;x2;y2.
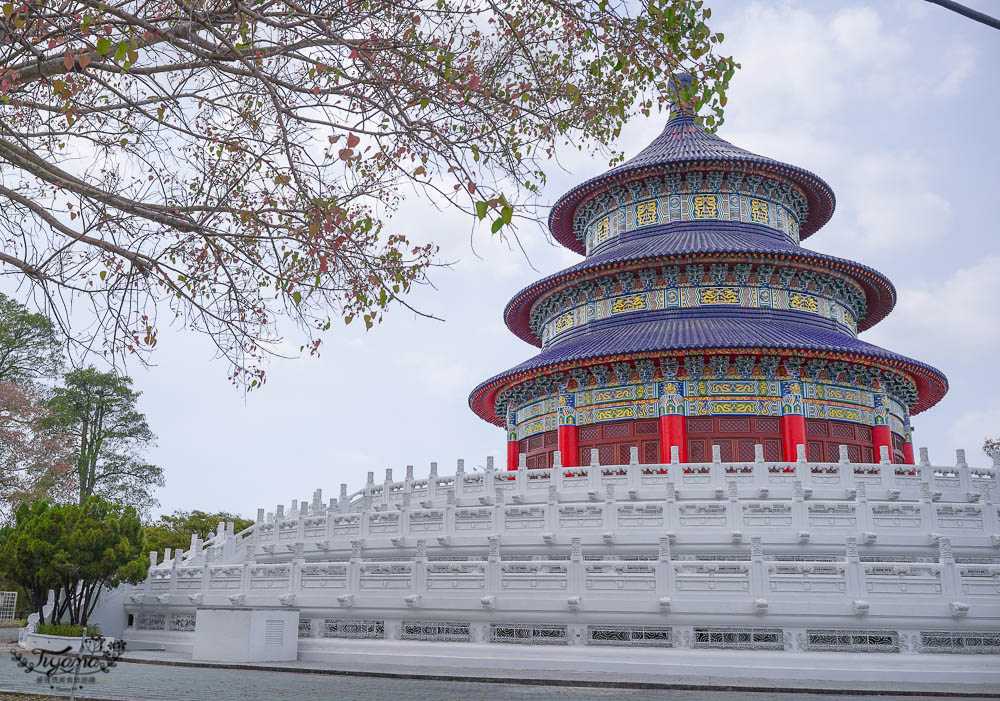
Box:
469;75;947;471
57;79;1000;690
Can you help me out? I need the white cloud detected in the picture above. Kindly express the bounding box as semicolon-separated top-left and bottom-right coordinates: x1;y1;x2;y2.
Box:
944;395;1000;466
866;256;1000;359
722;3;975;124
846;152;952;249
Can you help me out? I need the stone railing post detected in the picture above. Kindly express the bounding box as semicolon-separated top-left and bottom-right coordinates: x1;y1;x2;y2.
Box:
791;480;807;532
726;481;741;532
753;444;767;490
359;505;370;539
239;562;250;594
399;489;411;536
493;486;505;531
626;447;640;489
919;482;935;531
414;540;427;596
486;535;501;593
982;484;999;535
169;553;179;592
383;469;393;507
938;537;960;598
856;482;873;533
709;444;724;484
427;462;439;499
445;489;456;536
586;453;599;491
348;540;363;593
918;447;932;484
569;537;584;599
455;459;466;499
603;484;616;533
291;555;304;594
844;537;863;599
339;483;350;514
837;445;851;489
201;562;211;594
957;449;972;493
749;537;766;599
546;485;559;532
664;481;678;532
656;535;673;598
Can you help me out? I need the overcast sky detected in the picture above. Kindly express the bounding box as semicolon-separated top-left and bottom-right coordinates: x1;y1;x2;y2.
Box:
22;0;1000;518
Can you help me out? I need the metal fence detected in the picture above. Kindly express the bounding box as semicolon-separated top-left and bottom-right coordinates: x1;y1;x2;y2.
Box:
0;592;17;622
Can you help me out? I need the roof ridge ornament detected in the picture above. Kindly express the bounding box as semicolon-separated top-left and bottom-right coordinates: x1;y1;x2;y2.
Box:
668;72;697;119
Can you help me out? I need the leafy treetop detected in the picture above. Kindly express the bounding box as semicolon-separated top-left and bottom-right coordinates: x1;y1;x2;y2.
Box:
0;497;146;625
0;293;62;384
144;509;253;556
0;0;736;388
45;367;162;510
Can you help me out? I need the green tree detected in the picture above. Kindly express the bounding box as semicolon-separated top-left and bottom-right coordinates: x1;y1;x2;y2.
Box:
145;510;253;557
0;498;147;625
0;0;735;388
0;500;64;623
985;437;1000;461
0;294;71;518
46;368;163;511
0;293;63;384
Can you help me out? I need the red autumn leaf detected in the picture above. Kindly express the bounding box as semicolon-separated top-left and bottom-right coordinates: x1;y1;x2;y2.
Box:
347;133;360;148
78;54;91;69
63;52;74;70
338;148;353;160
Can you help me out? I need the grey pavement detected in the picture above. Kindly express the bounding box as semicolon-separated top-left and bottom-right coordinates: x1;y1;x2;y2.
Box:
0;657;996;701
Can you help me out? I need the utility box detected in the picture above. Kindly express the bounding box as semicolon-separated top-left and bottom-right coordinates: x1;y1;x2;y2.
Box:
192;608;298;662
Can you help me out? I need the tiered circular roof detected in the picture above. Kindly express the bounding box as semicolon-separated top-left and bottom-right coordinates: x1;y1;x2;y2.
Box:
469;311;948;425
469;96;948;427
548;112;837;254
502;222;897;345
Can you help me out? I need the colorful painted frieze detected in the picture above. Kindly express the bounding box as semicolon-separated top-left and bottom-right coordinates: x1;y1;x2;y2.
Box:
541;284;858;346
583;191;802;253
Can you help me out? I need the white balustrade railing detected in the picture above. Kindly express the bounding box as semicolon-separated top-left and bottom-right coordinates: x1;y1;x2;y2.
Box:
143;454;999;581
131;549;1000;613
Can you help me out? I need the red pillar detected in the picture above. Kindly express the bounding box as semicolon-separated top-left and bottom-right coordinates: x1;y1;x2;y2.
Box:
658;380;686;463
873;425;893;464
558;425;579;468
659;415;688;463
780;380;806;462
902;416;915;465
556;392;579;468
507;440;519;471
780;414;807;462
505;402;519;471
872;392;893;464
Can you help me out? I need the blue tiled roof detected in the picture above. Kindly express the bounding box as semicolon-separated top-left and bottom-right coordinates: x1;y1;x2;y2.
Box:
547;113;837;254
607;115;790;174
503;222;896;344
469;310;948;424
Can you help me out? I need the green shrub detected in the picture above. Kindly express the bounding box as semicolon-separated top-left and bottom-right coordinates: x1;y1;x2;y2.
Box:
35;622;100;637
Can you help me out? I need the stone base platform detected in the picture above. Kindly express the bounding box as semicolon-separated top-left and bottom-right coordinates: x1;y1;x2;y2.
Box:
116;639;1000;696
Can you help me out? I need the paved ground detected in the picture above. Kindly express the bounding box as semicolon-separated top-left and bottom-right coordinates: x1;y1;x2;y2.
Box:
0;662;995;701
2;641;998;700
